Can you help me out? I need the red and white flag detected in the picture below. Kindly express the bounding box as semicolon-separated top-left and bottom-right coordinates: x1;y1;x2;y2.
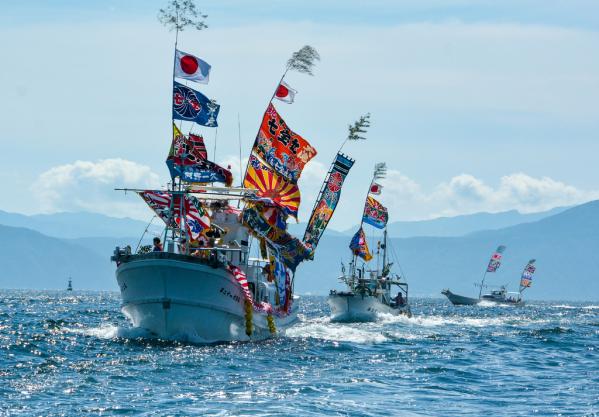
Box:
274;81;297;104
369;183;383;195
174;49;211;84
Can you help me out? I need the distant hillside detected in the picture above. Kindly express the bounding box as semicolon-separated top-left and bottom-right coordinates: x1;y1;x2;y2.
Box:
0;224;115;290
295;201;599;301
0;210;160;239
342;206;567;238
1;202;598;300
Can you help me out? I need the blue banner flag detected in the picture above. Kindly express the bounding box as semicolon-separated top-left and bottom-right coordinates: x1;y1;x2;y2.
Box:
166;159;232;185
172;81;220;127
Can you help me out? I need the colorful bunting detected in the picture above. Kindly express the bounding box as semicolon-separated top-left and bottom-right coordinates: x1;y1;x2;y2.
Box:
241;206;311;271
244;154;301;218
172;81;220;127
303;152;354;249
362;196;388;229
253;103;317;184
167;124;232;186
349;227;372;261
138;191;210;241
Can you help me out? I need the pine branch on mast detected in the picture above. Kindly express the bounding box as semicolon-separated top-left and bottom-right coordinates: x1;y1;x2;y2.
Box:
158;0;207;33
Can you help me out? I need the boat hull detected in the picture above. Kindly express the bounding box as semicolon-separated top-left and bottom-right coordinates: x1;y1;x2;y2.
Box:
116;256;297;343
441;289;480;306
442;289;525;306
328;292;411;322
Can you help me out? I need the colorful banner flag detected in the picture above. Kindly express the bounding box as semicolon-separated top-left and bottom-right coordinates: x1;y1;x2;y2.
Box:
172;81;220;127
486;245;507;272
362;196;388;229
138;191;210;241
167;124;232;186
349;227;372;261
175;49;211;84
241;206;311;271
253;103;317;184
244;154;301;219
303;152;354;249
519;259;536;289
270;249;290;306
169;124;208;162
274;81;297;104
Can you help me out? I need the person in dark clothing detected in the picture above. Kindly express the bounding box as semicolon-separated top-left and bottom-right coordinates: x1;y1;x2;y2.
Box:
152;237;163;252
394;292;405;307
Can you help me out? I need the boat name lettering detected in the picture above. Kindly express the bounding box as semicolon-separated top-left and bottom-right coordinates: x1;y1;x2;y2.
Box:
220;287;240;303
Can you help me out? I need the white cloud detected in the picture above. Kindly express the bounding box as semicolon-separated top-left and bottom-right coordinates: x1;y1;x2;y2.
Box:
34;159;164;219
380;170;599;220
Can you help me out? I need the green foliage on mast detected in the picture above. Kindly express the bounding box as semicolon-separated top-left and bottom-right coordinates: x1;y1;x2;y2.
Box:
286;45;321;76
158;0;208;32
347;113;371;141
338;113;371;152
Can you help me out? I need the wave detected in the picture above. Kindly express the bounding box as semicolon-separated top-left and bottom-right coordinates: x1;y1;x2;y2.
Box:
65;324;154;340
285;318;388;344
377;312;508;328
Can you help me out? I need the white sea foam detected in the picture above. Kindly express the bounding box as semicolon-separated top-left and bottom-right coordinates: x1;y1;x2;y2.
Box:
66;324;154;339
377;312;507;327
286;321;388;344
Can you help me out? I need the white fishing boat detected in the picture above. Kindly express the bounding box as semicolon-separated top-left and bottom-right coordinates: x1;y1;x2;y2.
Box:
328;163;412;322
110;4;338;343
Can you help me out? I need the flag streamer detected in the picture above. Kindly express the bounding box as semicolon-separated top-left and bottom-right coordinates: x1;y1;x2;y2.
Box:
303;152;355;250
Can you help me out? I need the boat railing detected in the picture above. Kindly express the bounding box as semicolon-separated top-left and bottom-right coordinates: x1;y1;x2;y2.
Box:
112;245;246;269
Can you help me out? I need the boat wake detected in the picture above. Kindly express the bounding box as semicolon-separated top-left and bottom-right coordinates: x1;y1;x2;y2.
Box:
65;324;155;340
377;312;509;327
285;317;390;344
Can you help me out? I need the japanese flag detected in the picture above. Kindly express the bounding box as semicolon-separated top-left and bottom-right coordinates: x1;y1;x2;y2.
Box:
175;49;211;84
369;183;383;195
274;81;297;104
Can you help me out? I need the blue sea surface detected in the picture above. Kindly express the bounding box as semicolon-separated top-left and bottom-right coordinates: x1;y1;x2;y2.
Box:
0;290;597;416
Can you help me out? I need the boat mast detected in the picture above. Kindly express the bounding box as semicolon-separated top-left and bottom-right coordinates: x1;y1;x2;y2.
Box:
382;228;388;273
478;270;488;299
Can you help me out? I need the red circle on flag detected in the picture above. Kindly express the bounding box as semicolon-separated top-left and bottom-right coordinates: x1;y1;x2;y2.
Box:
275;84;289;98
180;55;199;75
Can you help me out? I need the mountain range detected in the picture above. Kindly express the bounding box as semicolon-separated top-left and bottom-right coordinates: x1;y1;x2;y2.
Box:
0;203;597;300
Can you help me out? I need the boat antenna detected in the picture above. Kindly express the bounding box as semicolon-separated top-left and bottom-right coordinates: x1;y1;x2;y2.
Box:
213;127;218;161
238;113;243;186
135;215;158;253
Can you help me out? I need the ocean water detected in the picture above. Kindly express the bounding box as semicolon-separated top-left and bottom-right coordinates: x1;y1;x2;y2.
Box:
0;291;597;417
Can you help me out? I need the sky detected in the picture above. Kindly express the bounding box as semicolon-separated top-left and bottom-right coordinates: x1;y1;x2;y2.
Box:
1;0;598;230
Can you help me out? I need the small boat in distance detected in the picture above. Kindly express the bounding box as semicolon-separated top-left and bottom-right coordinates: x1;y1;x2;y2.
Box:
328;163;412;322
67;277;73;291
443;250;537;306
